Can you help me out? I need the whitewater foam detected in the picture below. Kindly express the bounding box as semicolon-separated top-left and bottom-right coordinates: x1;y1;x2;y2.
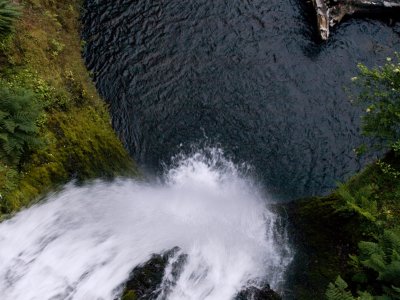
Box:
0;150;292;300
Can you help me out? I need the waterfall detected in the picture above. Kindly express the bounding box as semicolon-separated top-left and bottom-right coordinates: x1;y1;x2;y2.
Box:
0;149;292;300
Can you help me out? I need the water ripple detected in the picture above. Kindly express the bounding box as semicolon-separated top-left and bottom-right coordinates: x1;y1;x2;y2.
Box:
82;0;400;199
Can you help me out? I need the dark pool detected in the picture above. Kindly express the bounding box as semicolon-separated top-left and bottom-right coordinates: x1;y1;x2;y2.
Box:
82;0;400;200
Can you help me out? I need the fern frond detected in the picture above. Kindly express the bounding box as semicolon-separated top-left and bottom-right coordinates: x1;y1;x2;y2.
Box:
326;276;356;300
357;291;374;300
0;86;43;164
0;0;20;36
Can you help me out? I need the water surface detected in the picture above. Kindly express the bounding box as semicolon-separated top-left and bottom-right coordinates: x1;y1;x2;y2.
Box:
82;0;400;199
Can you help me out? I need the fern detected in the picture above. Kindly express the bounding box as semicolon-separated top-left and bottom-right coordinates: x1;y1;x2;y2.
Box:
326;276;356;300
328;229;400;300
359;230;400;286
335;184;378;222
359;291;375;300
0;86;43;164
0;0;20;37
326;276;375;300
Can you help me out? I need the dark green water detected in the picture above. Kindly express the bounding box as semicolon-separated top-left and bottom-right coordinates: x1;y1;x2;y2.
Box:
82;0;400;200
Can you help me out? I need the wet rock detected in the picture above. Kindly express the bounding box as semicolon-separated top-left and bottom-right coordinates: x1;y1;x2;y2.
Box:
120;247;187;300
119;247;282;300
235;285;281;300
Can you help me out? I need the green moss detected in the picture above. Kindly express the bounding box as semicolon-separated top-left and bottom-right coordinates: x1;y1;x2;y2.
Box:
0;0;138;215
122;290;137;300
287;195;359;299
2;107;138;212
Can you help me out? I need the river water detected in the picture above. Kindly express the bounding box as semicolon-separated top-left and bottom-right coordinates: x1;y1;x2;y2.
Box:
82;0;400;200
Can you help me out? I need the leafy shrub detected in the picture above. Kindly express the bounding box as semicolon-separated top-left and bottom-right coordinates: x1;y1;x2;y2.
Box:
0;0;20;37
0;86;43;164
352;55;400;151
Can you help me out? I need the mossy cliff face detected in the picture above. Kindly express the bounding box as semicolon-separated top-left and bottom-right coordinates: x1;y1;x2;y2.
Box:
287;152;400;299
286;195;361;299
0;0;138;215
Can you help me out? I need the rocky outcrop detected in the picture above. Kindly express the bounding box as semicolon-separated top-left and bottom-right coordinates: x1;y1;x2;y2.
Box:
120;247;186;300
120;247;281;300
311;0;400;40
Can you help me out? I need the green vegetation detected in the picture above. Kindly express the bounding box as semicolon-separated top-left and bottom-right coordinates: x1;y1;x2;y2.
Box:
0;86;43;165
324;57;400;300
0;0;137;216
326;276;366;300
291;150;400;299
352;55;400;152
327;228;400;300
0;0;19;37
289;56;400;299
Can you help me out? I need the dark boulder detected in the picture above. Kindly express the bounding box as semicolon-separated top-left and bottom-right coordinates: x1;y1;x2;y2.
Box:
120;247;186;300
235;285;281;300
120;247;281;300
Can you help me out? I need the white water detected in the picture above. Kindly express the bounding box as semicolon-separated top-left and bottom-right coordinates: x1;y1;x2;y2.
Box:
0;150;292;300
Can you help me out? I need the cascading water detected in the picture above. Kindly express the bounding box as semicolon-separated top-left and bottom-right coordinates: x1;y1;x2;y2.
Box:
0;150;292;300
